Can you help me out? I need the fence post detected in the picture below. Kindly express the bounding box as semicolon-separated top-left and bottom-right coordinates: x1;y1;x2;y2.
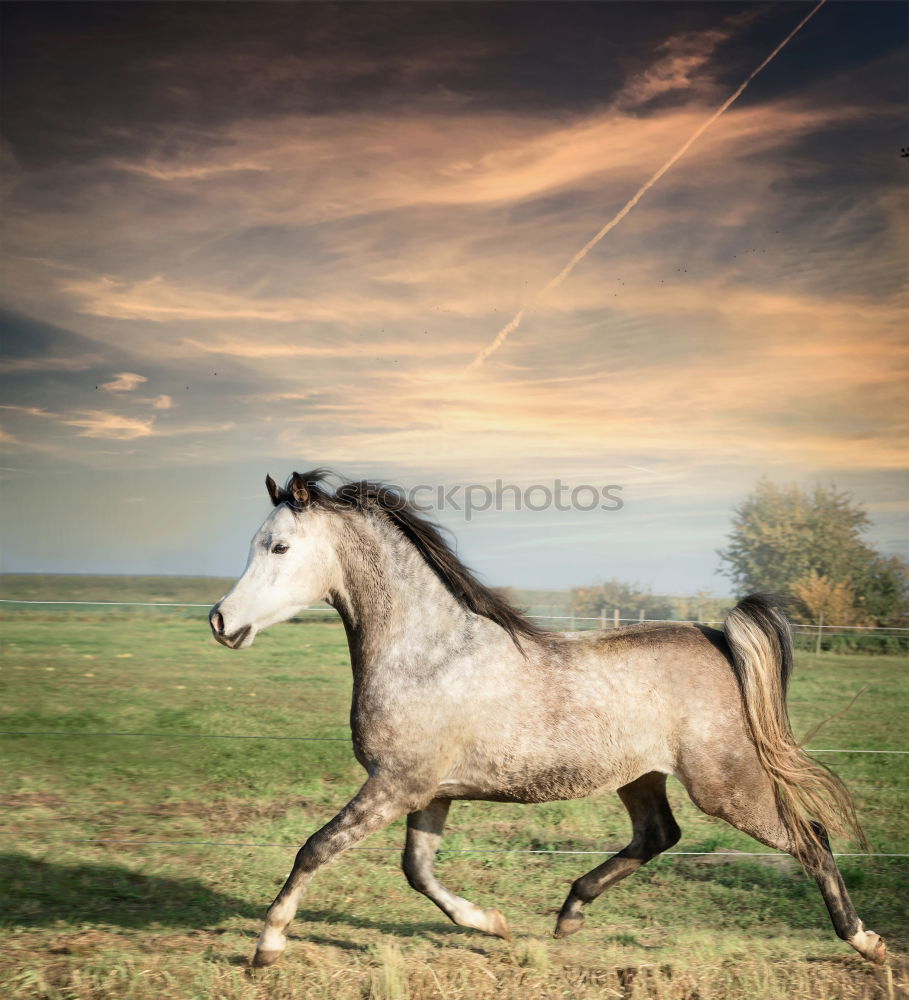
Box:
600;608;606;630
613;609;620;629
569;613;576;631
816;611;823;655
639;608;645;622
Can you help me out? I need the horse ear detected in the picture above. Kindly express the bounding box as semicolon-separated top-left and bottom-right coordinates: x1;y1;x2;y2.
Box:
289;471;310;507
265;474;282;507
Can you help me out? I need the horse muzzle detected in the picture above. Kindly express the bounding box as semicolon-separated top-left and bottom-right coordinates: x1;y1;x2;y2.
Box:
209;606;254;649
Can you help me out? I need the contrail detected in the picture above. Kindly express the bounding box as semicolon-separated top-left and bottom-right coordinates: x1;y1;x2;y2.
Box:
468;0;826;369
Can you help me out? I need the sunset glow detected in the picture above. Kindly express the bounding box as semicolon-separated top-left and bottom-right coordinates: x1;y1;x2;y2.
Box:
1;2;906;591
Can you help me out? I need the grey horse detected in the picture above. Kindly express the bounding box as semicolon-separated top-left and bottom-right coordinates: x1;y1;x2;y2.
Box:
209;470;886;968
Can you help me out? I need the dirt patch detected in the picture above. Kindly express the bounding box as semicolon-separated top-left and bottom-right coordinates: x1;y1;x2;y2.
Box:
144;796;305;835
47;930;130;955
1;792;67;811
683;848;800;873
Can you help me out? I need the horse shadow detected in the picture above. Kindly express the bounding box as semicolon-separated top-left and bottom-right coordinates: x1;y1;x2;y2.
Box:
0;852;261;929
0;852;474;945
295;906;495;945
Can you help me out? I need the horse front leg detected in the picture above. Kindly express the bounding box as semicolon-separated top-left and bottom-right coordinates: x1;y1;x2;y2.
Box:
253;776;409;967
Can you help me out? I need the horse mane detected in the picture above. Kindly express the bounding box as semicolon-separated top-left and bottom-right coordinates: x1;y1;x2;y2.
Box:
270;469;545;647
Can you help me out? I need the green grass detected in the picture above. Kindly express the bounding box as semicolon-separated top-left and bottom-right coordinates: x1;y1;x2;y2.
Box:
0;580;906;999
0;574;236;605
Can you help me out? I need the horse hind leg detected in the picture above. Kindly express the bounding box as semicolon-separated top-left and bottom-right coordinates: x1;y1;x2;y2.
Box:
807;822;887;963
555;771;681;938
402;798;511;940
682;766;886;964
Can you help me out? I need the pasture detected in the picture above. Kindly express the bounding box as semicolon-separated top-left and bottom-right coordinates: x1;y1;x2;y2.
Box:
1;577;906;999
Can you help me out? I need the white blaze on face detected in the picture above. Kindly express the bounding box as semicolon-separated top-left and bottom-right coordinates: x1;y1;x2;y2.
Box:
214;505;339;647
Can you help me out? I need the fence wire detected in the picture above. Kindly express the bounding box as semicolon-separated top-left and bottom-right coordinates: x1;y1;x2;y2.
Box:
2;833;906;859
3;597;905;861
2;598;908;631
1;731;906;755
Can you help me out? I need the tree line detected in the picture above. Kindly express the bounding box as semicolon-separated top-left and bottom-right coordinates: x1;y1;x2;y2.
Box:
569;480;908;630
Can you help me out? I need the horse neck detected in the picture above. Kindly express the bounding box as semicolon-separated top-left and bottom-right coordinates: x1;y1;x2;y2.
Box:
327;512;470;666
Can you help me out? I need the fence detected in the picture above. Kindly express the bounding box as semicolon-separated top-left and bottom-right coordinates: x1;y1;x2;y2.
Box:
2;596;907;863
4;597;909;641
2;729;906;859
2;722;907;859
520;606;909;654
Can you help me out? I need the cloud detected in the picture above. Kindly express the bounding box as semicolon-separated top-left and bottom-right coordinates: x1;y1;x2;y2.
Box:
0;354;102;373
616;9;759;109
184;336;466;360
61;410;155;440
0;11;904;518
112;160;272;182
0;405;54;418
99;372;148;392
0;425;24;446
92;101;850;225
253;272;908;478
164;420;236;437
0;395;242;460
3;98;856;306
62;274;423;325
0;401;155;442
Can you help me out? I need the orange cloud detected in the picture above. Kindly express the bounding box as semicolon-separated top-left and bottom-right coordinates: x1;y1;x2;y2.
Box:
0;405;54;418
97;101;850;224
99;372;148;392
61;410;155;439
0;28;903;502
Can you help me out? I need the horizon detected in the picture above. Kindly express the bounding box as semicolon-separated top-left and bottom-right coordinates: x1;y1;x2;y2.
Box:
0;568;733;601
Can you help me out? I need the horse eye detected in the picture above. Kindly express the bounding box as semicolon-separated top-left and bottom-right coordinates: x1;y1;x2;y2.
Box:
271;543;289;555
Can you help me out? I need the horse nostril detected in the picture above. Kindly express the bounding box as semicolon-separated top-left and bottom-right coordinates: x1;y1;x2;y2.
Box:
211;610;224;635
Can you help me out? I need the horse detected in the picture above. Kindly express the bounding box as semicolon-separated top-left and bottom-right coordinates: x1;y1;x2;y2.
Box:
209;469;886;968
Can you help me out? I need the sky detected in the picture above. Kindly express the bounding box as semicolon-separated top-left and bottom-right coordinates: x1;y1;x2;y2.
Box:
0;1;906;594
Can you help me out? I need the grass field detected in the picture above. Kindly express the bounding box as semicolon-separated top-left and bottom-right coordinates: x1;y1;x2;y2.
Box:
1;577;906;999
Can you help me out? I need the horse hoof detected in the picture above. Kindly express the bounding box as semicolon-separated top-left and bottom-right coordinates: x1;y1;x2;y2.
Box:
554;914;585;938
850;929;887;965
484;908;512;941
251;948;283;968
867;932;887;965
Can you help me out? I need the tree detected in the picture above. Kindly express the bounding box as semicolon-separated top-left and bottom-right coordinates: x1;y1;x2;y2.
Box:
853;553;909;626
671;590;733;624
791;571;864;627
571;580;675;622
718;480;908;626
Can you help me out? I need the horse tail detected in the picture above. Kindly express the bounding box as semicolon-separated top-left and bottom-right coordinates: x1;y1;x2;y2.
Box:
723;593;865;859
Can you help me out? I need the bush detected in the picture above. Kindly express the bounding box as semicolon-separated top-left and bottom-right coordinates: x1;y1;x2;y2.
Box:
791;631;909;655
